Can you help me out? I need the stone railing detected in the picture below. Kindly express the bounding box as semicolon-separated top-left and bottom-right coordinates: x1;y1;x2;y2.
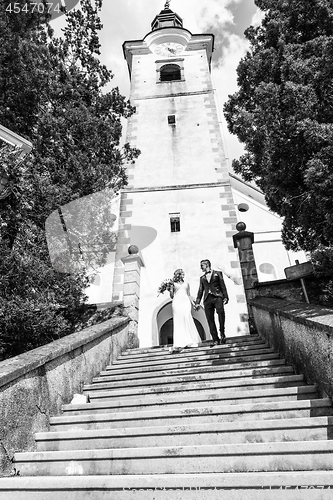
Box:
250;297;333;400
254;277;333;307
254;279;305;302
233;221;333;405
0;316;130;476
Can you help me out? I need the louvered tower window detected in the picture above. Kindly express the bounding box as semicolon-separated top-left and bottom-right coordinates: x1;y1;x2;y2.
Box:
160;64;181;82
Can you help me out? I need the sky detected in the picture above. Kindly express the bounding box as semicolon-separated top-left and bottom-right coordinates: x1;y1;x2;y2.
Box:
53;0;264;166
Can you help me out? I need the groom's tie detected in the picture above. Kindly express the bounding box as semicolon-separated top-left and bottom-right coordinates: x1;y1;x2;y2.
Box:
205;271;212;281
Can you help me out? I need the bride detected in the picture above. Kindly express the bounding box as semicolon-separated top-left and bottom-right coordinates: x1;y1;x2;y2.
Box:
169;269;202;353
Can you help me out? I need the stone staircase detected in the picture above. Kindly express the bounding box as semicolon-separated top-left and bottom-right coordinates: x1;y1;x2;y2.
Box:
1;334;333;499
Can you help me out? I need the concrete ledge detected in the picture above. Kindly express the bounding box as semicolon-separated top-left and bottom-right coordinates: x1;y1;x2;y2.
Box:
251;297;333;334
254;280;304;303
0;317;130;389
250;297;333;400
0;316;130;476
123;181;229;193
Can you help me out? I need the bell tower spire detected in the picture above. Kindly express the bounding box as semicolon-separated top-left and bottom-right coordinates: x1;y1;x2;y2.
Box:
151;1;183;30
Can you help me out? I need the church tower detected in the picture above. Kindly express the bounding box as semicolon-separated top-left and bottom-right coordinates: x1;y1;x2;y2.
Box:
112;2;247;346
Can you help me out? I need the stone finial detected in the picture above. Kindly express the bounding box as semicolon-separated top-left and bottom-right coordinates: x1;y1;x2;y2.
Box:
233;221;254;247
236;222;246;232
128;245;139;255
164;0;171;9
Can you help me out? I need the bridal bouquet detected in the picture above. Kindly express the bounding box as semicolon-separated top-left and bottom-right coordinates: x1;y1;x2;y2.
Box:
157;278;174;296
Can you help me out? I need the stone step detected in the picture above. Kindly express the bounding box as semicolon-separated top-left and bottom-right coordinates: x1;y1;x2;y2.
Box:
14;440;333;476
84;374;305;395
112;345;274;368
104;351;281;373
35;416;333;452
91;365;295;388
63;386;318;415
85;375;306;401
119;338;267;360
122;335;262;355
49;399;333;432
92;362;294;383
2;472;333;499
100;358;287;378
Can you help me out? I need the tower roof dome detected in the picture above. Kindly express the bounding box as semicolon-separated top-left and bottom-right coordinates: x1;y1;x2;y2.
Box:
151;1;183;30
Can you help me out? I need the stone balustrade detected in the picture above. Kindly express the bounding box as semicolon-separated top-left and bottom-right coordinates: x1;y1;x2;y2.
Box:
0;316;130;476
233;222;333;402
250;297;333;400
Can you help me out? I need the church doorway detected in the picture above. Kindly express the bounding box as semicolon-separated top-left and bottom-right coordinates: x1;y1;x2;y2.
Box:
160;317;206;346
156;301;207;346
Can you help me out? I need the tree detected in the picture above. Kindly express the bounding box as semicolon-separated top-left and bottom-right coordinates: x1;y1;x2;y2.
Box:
0;0;139;359
224;0;333;252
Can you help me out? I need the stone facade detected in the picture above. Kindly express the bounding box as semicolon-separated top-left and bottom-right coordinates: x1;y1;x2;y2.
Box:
112;20;248;346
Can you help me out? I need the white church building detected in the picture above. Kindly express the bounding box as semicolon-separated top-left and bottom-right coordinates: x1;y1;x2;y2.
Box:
54;3;306;347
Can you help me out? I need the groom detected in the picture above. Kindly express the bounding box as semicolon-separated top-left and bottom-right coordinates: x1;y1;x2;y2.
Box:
195;259;229;345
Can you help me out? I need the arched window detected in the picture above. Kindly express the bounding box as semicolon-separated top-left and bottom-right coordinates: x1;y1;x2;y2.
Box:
160;64;181;82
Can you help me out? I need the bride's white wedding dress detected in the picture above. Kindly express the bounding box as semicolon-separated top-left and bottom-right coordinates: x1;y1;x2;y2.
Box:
172;281;201;348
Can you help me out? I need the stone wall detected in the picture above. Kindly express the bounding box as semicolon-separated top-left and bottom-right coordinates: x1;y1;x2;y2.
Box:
0;316;130;476
254;276;333;308
250;297;333;400
254;279;305;302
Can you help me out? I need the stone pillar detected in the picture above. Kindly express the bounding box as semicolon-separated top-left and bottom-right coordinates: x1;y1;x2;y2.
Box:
121;245;145;349
233;222;259;334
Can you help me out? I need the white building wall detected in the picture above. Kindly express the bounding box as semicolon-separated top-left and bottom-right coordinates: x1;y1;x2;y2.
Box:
127;50;228;188
120;187;247;346
112;35;248;346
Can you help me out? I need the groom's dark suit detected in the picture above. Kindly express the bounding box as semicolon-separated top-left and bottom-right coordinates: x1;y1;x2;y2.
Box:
196;270;228;343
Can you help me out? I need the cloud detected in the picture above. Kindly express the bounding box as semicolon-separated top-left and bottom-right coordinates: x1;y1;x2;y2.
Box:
211;33;249;164
251;7;266;26
213;33;249;101
170;0;242;33
165;0;245;66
